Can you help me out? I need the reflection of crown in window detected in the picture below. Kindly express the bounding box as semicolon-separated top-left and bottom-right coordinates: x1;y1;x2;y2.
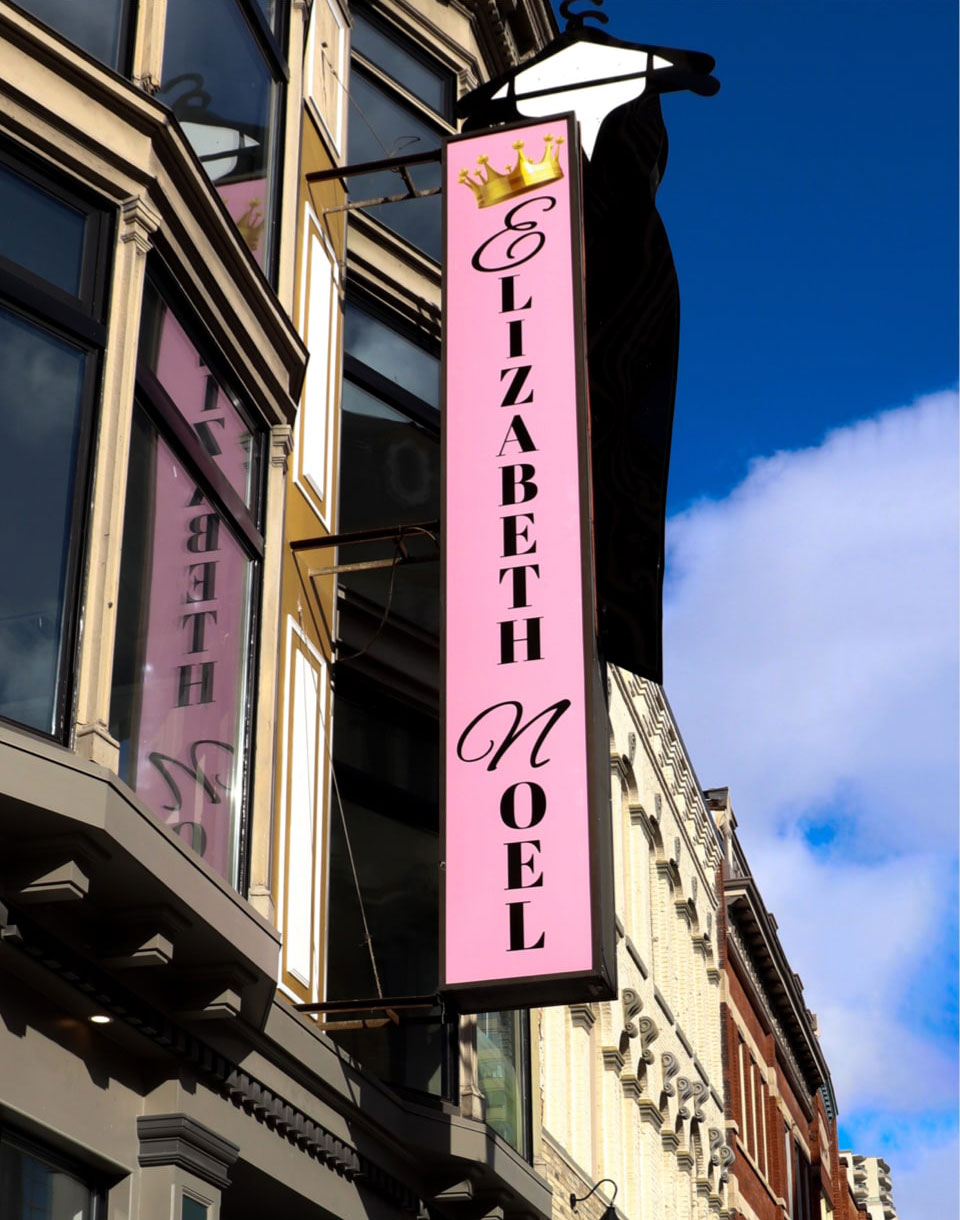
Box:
236;199;265;251
459;136;563;209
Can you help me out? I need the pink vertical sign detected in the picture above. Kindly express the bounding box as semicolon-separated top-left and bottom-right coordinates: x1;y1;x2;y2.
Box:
442;116;615;1010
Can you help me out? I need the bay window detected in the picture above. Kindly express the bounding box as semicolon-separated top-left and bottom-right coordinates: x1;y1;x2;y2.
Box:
159;0;287;276
0;148;109;739
12;0;133;71
110;271;265;888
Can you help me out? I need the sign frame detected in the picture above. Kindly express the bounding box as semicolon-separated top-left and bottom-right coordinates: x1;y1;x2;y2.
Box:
440;112;616;1013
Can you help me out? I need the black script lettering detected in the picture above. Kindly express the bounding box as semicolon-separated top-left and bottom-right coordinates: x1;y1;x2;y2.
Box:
471;196;556;273
181;609;218;652
193;417;225;457
499;616;543;664
172;820;208;855
186;512;221;553
498;562;540;608
148;739;234;812
499;364;533;407
456;698;571;771
497;416;537;456
186;561;217;602
501;464;538;506
502;513;536;557
500;275;532;313
500;781;547;829
177;661;215;706
507;900;545;950
505;839;543;890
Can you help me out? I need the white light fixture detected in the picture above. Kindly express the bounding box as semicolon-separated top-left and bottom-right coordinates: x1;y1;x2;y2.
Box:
89;1014;112;1025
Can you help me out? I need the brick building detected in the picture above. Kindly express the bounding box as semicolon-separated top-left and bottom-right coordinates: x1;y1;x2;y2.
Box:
708;789;844;1220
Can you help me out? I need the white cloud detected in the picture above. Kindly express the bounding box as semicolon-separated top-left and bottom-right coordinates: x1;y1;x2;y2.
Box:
662;388;959;1204
664;388;958;848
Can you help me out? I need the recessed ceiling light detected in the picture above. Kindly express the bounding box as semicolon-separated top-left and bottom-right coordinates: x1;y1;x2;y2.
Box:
89;1014;112;1025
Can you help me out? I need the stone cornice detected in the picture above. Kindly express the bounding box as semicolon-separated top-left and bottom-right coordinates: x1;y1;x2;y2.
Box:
137;1114;239;1189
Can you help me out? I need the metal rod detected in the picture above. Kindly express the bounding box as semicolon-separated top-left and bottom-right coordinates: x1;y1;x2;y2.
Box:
293;994;439;1014
320;186;441;216
305;148;441;185
290;522;440;553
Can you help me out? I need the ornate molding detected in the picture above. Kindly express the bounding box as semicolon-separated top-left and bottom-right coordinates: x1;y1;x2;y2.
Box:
270;423;294;471
728;920;808;1092
661;1051;680;1096
137;1114;238;1189
677;1078;706;1121
120;195;161;255
601;1046;625;1074
637;1015;658;1065
621;987;642;1039
569;1003;597;1030
709;1128;735;1184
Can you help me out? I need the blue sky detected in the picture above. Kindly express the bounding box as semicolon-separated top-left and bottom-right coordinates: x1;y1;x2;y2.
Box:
549;2;958;1216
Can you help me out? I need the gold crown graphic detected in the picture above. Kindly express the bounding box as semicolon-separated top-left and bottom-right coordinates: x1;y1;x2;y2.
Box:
459;135;564;209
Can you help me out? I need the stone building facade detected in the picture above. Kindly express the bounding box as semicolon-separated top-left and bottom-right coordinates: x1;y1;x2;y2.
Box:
538;672;731;1220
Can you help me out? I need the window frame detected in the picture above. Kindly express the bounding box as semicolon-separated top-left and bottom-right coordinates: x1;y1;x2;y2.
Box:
9;0;137;74
346;3;457;261
350;2;456;122
117;260;268;893
0;1125;107;1219
159;0;290;281
0;143;112;744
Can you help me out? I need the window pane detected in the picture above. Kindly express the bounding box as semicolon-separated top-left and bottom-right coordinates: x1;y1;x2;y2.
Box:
0;1139;94;1220
339;380;439;532
161;0;281;271
344;302;440;409
347;71;442;260
181;1197;208;1220
110;408;253;884
139;280;260;507
477;1011;530;1155
13;0;127;69
0;306;87;734
0;161;86;296
327;682;446;1096
352;10;450;115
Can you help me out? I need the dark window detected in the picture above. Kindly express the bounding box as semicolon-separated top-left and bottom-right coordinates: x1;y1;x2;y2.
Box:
326;295;449;1096
339;299;439;534
0;1130;103;1219
159;0;287;277
330;297;532;1131
109;271;265;889
12;0;133;71
347;6;454;261
351;9;452;115
0;148;109;739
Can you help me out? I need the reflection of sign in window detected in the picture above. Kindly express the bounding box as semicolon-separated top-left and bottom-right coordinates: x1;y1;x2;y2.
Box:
110;277;263;888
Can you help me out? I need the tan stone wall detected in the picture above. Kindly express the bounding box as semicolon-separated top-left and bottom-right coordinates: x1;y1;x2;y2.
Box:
539;668;731;1220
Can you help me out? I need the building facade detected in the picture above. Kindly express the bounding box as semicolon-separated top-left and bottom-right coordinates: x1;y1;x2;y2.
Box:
0;1;557;1217
709;790;843;1220
838;1154;898;1220
0;5;891;1220
538;672;730;1220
